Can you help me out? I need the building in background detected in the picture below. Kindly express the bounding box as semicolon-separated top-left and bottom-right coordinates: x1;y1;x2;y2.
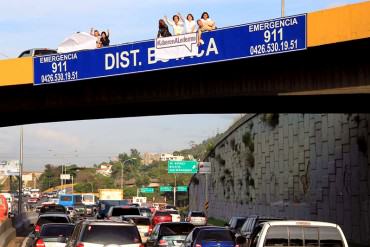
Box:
160;153;184;161
96;163;113;176
141;153;161;165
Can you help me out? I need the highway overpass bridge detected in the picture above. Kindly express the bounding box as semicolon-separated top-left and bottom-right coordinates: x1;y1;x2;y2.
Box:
0;1;369;127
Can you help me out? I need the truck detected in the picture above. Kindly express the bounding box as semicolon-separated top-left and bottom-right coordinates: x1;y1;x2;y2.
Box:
98;189;123;200
132;196;147;206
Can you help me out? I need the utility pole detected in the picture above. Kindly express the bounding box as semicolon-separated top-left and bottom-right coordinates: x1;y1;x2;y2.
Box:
18;126;23;215
173;175;177;207
281;0;285;17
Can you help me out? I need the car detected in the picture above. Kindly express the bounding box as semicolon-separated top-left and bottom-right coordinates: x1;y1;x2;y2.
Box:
165;205;177;210
146;222;195;247
28;198;38;204
66;207;77;220
165;209;181;222
225;216;247;235
73;204;87;217
65;219;144;247
32;223;75;247
243;220;349;247
106;206;141;220
186;211;207;226
18;48;57;58
139;207;153;218
236;215;284;241
32;213;73;235
39;204;67;215
85;205;96;216
122;215;152;243
183;226;236;247
96;199;130;219
152;210;173;226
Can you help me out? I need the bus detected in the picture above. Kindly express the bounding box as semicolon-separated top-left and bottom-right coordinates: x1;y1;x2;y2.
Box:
82;193;96;206
58;194;86;216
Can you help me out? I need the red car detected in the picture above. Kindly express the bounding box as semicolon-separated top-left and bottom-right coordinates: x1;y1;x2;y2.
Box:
151;210;172;226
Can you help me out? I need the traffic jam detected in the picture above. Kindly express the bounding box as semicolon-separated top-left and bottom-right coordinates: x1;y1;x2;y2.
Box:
1;188;349;247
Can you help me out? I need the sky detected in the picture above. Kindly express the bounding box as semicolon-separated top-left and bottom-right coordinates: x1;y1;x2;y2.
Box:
0;0;365;171
0;114;242;171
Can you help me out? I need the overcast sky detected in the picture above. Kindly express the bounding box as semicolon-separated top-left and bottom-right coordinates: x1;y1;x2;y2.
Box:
0;115;241;171
0;0;364;171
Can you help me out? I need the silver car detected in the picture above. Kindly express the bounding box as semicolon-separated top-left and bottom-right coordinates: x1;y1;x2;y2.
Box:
66;219;143;247
186;211;207;226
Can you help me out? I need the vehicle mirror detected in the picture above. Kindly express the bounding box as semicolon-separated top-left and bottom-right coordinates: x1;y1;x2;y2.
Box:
236;236;246;245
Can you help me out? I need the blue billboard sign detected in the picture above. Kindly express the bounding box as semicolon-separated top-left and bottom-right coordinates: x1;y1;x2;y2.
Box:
34;14;306;85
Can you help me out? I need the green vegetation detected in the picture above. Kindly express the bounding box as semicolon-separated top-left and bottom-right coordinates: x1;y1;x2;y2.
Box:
208;217;227;226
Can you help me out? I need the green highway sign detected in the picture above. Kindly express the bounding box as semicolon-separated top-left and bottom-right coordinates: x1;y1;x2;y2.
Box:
140;187;154;193
160;186;173;192
168;160;198;174
177;186;188;192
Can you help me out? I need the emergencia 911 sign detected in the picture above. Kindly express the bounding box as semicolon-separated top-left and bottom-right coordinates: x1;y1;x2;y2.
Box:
33;14;306;85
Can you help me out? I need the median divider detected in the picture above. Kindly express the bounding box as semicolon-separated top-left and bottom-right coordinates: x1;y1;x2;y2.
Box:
0;218;16;247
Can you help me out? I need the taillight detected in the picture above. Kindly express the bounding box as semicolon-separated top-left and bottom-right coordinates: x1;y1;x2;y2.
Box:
235;245;240;247
35;239;45;247
195;244;202;247
76;242;84;247
140;244;145;247
35;224;41;232
159;239;168;246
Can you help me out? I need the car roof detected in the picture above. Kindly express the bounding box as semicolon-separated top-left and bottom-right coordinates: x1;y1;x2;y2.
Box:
122;215;150;219
81;219;136;225
265;220;339;228
39;213;69;217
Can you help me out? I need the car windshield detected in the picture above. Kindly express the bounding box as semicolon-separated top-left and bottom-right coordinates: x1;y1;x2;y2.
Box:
37;216;69;226
111;207;140;216
197;230;234;242
34;50;57;56
155;211;171;216
81;225;141;245
125;217;150;225
191;212;205;217
160;224;194;236
166;210;179;214
40;205;66;214
40;224;74;237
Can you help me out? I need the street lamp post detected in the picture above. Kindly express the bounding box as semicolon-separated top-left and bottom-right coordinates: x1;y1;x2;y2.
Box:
121;158;137;190
281;0;285;17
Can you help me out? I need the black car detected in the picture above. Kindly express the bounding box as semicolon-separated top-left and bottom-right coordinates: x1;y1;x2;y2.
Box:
32;223;75;247
146;222;194;247
66;220;143;246
184;226;236;247
225;216;247;234
39;204;67;215
32;213;73;236
236;215;284;240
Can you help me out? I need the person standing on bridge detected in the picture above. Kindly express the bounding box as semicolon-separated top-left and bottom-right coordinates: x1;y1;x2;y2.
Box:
164;13;184;35
157;19;172;38
90;28;101;48
179;13;196;33
201;12;216;30
100;30;110;47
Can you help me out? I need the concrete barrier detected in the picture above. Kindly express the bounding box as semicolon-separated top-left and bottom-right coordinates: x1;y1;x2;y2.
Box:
0;219;16;247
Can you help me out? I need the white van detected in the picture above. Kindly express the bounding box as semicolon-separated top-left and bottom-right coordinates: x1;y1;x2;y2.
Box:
243;220;348;247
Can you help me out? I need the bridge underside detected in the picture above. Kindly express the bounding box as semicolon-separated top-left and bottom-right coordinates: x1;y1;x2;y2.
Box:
1;38;369;127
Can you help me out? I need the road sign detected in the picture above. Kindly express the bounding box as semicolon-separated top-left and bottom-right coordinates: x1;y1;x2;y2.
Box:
60;174;70;180
177;186;188;192
204;201;209;210
160;186;173;192
33;14;306;85
140;187;154;193
168;160;198;174
0;160;20;176
198;162;211;174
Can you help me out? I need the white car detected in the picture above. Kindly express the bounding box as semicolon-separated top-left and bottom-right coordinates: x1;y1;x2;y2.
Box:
186;211;207;226
0;193;14;214
165;209;181;222
243;220;348;247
